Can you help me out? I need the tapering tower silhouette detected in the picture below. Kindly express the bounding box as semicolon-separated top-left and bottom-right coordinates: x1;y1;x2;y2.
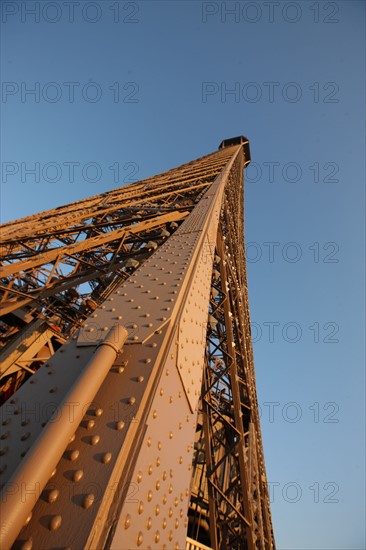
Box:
0;137;275;550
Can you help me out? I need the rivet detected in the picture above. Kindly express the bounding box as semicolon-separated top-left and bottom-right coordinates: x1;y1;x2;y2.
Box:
137;471;143;483
169;432;173;439
165;369;169;376
49;515;62;531
158;441;162;450
94;408;103;417
46;488;59;503
155;531;160;543
117;366;124;374
50;468;57;478
102;452;112;464
162;518;167;529
20;540;32;550
156;457;161;467
68;450;79;462
156;480;160;490
116;421;125;430
148;465;153;475
169;531;173;541
137;532;143;546
162;471;167;480
73;469;84;482
155;505;160;516
145;358;151;364
0;447;7;456
69;434;76;443
85;420;95;430
169;484;173;494
168;508;173;518
147;490;153;502
147;517;152;530
159;389;164;396
124;514;131;529
24;512;32;526
82;493;95;509
174;497;179;507
175;519;179;528
152;410;157;419
90;435;100;446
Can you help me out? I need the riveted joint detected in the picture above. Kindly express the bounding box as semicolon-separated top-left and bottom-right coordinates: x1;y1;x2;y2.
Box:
96;325;128;356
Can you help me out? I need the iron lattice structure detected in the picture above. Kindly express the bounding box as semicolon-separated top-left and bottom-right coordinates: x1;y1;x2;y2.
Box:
0;137;275;550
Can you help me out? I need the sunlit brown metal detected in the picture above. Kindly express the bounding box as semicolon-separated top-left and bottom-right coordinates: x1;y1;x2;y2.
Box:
0;138;274;549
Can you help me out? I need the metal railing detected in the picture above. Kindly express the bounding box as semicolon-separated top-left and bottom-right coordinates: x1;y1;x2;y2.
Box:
186;536;214;550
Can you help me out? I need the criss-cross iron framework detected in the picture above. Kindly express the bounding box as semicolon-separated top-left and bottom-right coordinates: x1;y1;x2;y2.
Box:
0;137;275;550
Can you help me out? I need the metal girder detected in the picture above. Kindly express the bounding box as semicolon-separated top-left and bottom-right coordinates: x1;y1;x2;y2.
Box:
0;138;275;550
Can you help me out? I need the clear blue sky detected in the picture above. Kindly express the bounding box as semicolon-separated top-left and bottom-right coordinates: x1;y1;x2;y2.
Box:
1;1;365;548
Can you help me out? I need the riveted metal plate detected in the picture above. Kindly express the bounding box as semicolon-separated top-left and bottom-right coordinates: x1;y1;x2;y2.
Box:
76;170;227;349
110;329;198;550
0;341;95;487
176;234;214;413
12;327;168;550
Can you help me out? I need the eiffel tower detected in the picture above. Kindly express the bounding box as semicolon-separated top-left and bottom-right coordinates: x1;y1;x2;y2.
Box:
0;136;275;550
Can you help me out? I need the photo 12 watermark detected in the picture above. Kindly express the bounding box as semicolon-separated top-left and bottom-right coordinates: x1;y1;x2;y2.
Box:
267;481;340;504
251;321;340;343
1;160;140;184
245;242;340;264
245;161;340;184
258;401;340;423
1;1;140;24
201;2;340;24
201;81;340;103
1;81;140;104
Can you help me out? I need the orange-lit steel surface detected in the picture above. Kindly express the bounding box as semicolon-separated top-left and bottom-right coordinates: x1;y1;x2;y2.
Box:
0;138;275;549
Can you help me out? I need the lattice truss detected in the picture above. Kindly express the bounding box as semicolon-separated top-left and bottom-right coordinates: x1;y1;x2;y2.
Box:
0;147;234;399
0;138;275;550
188;159;274;549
